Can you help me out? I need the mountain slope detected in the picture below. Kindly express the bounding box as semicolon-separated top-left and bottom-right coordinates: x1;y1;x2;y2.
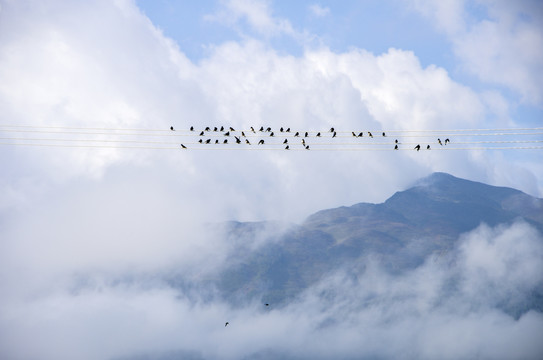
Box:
210;173;543;308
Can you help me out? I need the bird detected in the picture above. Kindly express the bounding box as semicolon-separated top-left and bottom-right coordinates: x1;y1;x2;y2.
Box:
283;139;288;144
265;303;269;307
304;132;308;137
302;139;306;146
225;322;229;327
215;139;219;144
259;126;264;132
246;139;251;144
352;132;357;137
270;132;274;137
394;144;398;150
280;127;284;132
305;145;310;150
294;132;300;137
368;132;373;138
266;127;272;132
445;138;450;144
395;139;399;144
199;131;205;136
230;127;235;131
382;132;386;137
235;136;241;144
205;139;211;144
181;144;187;149
224;131;230;136
332;132;337;138
198;139;203;143
190;126;194;131
438;138;443;146
258;139;265;145
220;126;224;132
250;127;256;133
205;127;210;131
286;128;291;132
223;139;228;144
415;144;420;151
285;145;289;150
427;145;431;150
241;131;246;137
316;132;321;137
170;126;175;131
329;127;335;132
214;127;218;132
358;132;363;137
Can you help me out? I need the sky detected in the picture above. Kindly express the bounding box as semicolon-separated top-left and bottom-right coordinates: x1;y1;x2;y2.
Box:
0;0;542;359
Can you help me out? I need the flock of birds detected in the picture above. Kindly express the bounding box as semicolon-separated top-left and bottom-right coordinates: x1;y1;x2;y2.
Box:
172;126;451;151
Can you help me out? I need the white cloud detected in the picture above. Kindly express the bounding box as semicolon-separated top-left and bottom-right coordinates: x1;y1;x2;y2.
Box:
409;0;543;104
309;4;330;18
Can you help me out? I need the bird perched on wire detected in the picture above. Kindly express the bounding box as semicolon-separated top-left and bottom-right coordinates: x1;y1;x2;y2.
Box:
332;132;337;138
394;144;398;150
329;127;335;132
283;139;288;144
215;140;219;144
246;139;251;144
316;132;321;137
170;126;175;131
199;131;205;136
438;138;443;146
305;132;308;137
445;138;450;144
414;144;420;151
294;132;300;137
205;139;211;144
270;132;274;137
181;144;187;149
205;127;210;131
358;132;363;137
305;145;310;150
427;145;431;150
225;322;229;327
259;126;264;132
230;127;235;131
190;126;194;131
258;139;265;145
286;128;291;132
214;127;218;131
368;132;373;138
352;132;357;137
266;127;272;132
382;132;386;137
224;131;230;136
250;127;256;133
223;139;228;144
285;145;289;150
302;139;306;146
220;126;224;131
280;127;284;132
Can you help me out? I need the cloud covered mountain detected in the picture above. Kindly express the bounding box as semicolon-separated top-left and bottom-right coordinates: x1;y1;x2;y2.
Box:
210;172;543;313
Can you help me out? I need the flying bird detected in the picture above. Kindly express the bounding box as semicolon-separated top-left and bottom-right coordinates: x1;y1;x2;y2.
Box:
225;322;229;327
415;144;420;151
265;303;269;306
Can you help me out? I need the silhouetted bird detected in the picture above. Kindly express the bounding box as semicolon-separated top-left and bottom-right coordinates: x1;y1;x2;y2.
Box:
395;139;399;144
382;132;386;137
305;145;310;150
280;127;284;132
220;126;224;131
305;132;308;137
250;127;256;133
427;145;431;150
241;131;246;137
329;127;334;132
223;139;228;144
285;145;289;150
316;132;321;137
352;132;357;137
302;139;306;146
215;140;219;144
246;139;251;144
368;132;373;138
181;144;187;149
283;139;288;144
294;132;300;137
270;132;274;137
235;136;241;144
190;126;194;131
170;126;175;131
438;138;443;145
445;138;450;144
214;127;218;132
332;132;337;138
198;139;203;143
415;144;420;151
225;322;229;327
266;127;272;132
265;304;269;306
205;127;210;131
205;139;211;144
286;128;291;132
258;139;265;145
199;131;205;136
224;131;230;136
358;132;363;137
394;144;398;150
230;127;235;131
259;126;264;132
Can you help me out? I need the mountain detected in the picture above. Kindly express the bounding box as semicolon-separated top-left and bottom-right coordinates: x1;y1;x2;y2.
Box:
201;173;543;310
